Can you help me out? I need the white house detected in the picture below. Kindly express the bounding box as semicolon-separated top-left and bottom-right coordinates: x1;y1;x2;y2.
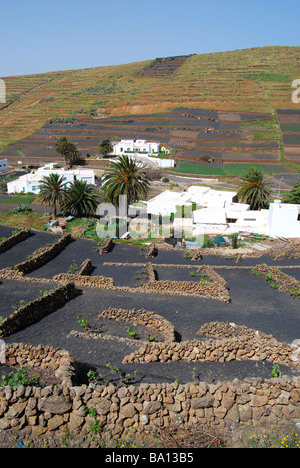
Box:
111;139;160;156
0;159;8;174
7;163;95;194
109;139;174;169
268;200;300;238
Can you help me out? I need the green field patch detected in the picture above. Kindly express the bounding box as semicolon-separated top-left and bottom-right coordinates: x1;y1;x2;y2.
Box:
281;124;300;133
173;162;291;176
240;73;291;83
223;163;290;175
173;163;225;175
0;197;35;204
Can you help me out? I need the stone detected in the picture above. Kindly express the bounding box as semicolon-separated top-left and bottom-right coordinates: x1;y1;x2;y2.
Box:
191;396;214;409
38;395;72;415
120;403;136;419
143;401;162;415
48;414;64;431
250;395;269;407
69;413;85;430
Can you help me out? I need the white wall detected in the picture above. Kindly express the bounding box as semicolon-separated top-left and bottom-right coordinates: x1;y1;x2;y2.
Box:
112;140;160;156
268;201;300;238
7;165;95;194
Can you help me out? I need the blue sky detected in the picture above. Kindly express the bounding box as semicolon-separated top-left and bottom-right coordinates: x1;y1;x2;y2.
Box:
1;0;300;76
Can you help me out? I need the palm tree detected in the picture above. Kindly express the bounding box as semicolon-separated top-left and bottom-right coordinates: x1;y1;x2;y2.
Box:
237;167;272;210
61;180;100;218
101;155;151;207
98;139;113;158
55;137;81;167
282;180;300;204
37;173;67;220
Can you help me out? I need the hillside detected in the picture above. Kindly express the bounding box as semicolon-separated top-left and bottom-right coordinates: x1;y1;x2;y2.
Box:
1;46;300;165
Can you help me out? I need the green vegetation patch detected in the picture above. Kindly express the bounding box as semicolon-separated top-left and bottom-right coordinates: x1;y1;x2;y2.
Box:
240;73;291;83
0;197;35;204
223;163;290;175
173;162;291;176
281;124;300;133
173;163;225;175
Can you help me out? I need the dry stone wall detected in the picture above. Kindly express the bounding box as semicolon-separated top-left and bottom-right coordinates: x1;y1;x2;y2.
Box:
0;229;31;254
123;322;300;369
98;307;176;342
252;264;300;298
4;343;77;387
0;283;79;338
0;365;299;439
3;233;72;275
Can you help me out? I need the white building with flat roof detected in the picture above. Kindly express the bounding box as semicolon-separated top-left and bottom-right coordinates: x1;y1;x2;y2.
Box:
7;163;95;194
0;159;8;174
111;139;160;156
268;200;300;238
146;186;300;238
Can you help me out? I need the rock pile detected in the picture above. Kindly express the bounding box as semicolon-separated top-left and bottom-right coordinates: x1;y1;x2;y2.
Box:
145;244;158;258
98;238;114;255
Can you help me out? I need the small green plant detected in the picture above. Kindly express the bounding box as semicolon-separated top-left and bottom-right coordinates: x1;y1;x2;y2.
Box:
290;289;300;297
0;367;38;387
77;315;88;328
84;406;102;438
145;334;157;342
126;326;136;338
272;364;280;378
68;263;78;274
189;271;196;277
265;273;274;281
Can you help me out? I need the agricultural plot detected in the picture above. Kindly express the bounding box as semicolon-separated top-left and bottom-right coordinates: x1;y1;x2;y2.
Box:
1;109;282;171
0;228;300;387
277;109;300;164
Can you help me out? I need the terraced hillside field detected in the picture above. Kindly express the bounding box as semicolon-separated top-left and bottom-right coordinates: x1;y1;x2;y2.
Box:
1;46;300;156
277;109;300;164
0;108;285;171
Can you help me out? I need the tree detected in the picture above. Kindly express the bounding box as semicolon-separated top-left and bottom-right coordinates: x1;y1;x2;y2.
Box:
101;155;151;207
98;139;113;158
37;173;67;220
237;167;272;210
61;180;100;218
55;137;81;167
282;180;300;204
